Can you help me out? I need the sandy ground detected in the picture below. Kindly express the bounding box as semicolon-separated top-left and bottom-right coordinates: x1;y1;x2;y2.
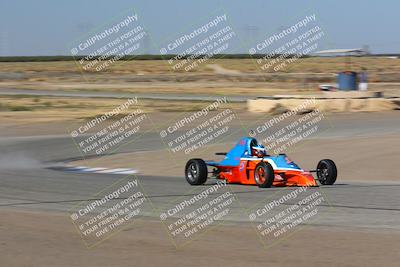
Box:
1;209;399;267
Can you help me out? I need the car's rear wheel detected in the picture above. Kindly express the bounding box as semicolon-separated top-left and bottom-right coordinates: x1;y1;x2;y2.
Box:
185;159;208;185
254;162;274;188
317;159;337;185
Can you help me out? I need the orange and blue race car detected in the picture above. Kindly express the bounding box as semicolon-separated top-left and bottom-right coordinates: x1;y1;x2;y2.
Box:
185;137;337;188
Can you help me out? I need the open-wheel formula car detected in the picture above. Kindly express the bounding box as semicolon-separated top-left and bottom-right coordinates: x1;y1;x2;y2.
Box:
185;137;337;188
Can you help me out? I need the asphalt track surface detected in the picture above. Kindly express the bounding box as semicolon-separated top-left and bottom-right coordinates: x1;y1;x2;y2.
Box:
0;114;399;231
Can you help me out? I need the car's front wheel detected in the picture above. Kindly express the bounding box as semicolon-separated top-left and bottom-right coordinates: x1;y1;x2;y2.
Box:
254;162;274;188
185;159;208;185
317;159;337;185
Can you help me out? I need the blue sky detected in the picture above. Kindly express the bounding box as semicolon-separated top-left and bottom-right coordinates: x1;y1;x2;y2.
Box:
1;0;399;56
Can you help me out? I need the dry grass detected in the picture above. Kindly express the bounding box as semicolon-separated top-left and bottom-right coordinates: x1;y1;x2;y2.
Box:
0;57;399;108
0;58;397;137
0;95;244;123
1;57;400;74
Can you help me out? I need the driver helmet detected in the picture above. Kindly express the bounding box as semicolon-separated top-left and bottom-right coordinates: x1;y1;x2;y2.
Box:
251;144;266;158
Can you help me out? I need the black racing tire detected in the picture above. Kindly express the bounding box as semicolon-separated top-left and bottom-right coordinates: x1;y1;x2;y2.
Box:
317;159;337;185
254;162;274;188
185;159;208;185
